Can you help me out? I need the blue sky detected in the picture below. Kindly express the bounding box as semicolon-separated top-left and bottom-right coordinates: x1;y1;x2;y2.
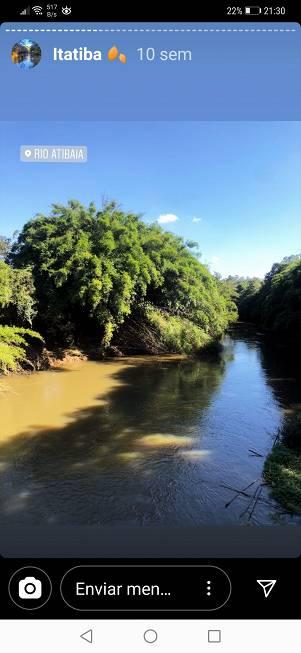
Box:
0;121;300;278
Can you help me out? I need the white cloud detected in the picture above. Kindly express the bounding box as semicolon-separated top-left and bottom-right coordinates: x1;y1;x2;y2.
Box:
157;213;179;224
192;217;202;223
211;256;221;265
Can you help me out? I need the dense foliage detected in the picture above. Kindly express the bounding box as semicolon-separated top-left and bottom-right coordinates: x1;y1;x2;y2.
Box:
2;200;300;373
264;414;301;514
144;306;212;354
0;325;43;373
8;200;236;352
222;276;262;322
0;260;36;325
223;255;301;340
0;256;42;373
253;256;301;336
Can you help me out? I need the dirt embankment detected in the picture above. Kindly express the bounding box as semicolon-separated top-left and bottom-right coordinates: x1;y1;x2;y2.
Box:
24;346;88;372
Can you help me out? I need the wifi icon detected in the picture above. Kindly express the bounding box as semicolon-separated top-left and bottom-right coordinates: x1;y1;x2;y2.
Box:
32;5;43;14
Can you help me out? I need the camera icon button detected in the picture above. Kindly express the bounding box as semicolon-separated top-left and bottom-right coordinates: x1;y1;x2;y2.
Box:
8;567;52;610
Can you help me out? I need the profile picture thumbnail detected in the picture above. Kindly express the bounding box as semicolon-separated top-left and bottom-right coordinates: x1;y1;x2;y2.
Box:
11;39;41;69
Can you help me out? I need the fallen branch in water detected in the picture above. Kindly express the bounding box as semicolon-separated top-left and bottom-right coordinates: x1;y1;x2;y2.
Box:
248;448;264;458
224;479;259;508
221;482;275;509
248;484;263;521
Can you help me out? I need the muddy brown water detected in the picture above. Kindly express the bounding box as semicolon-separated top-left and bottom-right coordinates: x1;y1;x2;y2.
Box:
0;327;300;529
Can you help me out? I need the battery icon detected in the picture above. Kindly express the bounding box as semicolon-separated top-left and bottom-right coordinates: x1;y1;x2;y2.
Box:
245;6;262;14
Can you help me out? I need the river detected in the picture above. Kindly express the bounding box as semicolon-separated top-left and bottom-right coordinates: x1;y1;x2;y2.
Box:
0;325;300;532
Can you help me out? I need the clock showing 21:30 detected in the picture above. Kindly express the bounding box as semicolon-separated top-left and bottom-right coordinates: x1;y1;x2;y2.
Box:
263;6;287;14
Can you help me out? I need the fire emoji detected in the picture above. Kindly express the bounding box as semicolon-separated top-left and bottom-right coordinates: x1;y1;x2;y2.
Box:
108;46;127;64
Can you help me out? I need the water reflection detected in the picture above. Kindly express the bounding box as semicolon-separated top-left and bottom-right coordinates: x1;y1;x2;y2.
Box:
259;337;301;412
0;332;300;530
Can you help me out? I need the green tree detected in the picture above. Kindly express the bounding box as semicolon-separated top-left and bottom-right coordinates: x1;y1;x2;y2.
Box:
0;260;36;325
0;259;41;373
232;256;301;338
10;200;236;350
258;257;301;335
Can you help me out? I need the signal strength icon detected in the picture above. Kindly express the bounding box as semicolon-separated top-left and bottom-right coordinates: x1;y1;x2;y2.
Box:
32;5;43;14
20;6;30;14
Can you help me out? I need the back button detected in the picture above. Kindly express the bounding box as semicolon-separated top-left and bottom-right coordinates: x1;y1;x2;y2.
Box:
80;629;93;644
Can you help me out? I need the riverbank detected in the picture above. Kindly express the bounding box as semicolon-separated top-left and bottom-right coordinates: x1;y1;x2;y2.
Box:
37;346;88;369
7;344;88;374
1;323;223;377
264;414;301;515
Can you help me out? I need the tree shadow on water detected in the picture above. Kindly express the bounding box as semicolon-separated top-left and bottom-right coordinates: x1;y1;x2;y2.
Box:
0;356;226;528
259;339;301;411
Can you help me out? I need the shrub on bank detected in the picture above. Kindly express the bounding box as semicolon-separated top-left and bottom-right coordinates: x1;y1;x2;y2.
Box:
145;306;212;354
0;325;43;373
264;415;301;515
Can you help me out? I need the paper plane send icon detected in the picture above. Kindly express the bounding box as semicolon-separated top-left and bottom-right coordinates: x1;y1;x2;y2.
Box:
257;579;277;598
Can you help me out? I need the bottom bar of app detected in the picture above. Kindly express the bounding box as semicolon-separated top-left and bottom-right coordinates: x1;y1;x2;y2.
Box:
1;620;299;652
